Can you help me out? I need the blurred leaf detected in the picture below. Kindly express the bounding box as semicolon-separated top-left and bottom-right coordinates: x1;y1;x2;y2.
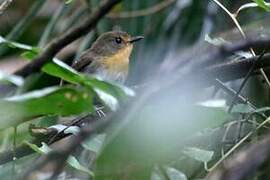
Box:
21;51;39;61
182;147;214;163
231;104;254;113
204;34;228;46
24;141;43;154
0;35;40;51
196;99;226;108
253;0;270;12
67;156;94;176
166;167;187;180
82;134;106;154
0;86;94;129
0;71;24;86
65;0;74;4
151;166;187;180
95;97;229;178
25;142;94;176
42;59;135;111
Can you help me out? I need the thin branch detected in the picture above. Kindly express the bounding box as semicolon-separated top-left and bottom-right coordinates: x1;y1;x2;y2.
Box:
107;0;175;18
0;0;13;15
227;50;266;113
14;0;122;77
207;130;270;180
211;0;270;88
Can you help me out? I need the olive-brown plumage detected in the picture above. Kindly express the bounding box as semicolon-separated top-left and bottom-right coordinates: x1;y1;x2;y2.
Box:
72;31;143;84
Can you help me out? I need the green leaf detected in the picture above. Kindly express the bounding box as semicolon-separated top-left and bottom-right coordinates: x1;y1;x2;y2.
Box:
42;59;134;110
253;0;270;12
0;35;40;51
20;51;39;61
0;86;94;129
182;147;214;163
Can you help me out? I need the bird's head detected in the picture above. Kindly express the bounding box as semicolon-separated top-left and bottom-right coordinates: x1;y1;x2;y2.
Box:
91;31;144;58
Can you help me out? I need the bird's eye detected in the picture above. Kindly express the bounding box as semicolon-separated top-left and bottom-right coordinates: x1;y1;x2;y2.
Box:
115;37;122;44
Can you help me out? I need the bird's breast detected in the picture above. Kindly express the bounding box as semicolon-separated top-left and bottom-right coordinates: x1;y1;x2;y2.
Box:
98;45;133;83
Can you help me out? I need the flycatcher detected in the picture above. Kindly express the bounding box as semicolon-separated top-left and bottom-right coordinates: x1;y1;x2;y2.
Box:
72;31;143;84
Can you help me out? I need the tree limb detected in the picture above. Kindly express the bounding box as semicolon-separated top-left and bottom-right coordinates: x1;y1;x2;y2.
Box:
14;0;122;77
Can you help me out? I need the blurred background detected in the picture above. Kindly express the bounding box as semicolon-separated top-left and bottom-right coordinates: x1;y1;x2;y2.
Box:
0;0;270;179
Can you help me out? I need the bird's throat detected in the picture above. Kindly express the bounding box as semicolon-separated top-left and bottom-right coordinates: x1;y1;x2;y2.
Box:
100;45;133;82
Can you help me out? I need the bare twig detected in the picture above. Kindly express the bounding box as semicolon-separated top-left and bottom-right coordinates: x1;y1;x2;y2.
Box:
212;0;270;88
14;0;122;77
0;0;13;15
227;50;266;113
207;131;270;180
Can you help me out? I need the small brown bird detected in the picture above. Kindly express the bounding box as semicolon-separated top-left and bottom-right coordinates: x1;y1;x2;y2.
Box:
72;31;143;84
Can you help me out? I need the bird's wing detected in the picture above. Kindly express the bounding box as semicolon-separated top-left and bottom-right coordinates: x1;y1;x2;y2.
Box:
72;51;96;73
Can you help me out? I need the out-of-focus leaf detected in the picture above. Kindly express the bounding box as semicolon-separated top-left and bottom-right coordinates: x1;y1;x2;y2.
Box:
21;51;39;61
0;35;39;51
0;86;94;129
42;59;135;111
82;134;106;154
95;97;229;178
24;141;43;154
0;71;24;86
253;0;270;12
25;142;94;176
166;167;187;180
151;166;187;180
196;99;226;108
231;104;254;113
65;0;74;4
204;34;228;46
67;156;94;176
182;147;214;163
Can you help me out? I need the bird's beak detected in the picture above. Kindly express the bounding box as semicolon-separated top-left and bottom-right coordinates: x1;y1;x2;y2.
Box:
129;36;144;43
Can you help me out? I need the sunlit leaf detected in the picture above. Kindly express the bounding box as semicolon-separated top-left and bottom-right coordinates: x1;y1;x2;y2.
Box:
0;86;94;129
253;0;270;12
0;35;39;51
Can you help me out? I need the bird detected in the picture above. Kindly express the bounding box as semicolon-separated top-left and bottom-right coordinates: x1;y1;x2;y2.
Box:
72;31;143;84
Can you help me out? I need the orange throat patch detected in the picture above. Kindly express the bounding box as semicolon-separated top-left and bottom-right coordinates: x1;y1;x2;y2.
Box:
101;45;133;77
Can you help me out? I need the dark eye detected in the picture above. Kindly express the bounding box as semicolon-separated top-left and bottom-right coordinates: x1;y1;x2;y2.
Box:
115;37;122;44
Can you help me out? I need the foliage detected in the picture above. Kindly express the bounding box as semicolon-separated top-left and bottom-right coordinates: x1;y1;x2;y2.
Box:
0;0;270;179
